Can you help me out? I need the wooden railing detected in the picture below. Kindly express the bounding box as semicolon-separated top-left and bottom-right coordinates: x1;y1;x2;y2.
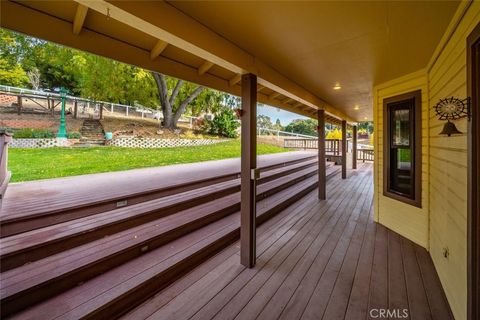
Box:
358;149;374;162
284;138;374;162
283;138;318;150
284;138;347;155
0;130;12;207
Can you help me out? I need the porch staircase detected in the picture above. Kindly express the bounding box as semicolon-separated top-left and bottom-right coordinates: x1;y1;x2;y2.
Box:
77;119;105;146
0;156;340;319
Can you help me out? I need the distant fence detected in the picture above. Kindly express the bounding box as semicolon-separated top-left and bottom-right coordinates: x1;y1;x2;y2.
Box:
0;85;174;122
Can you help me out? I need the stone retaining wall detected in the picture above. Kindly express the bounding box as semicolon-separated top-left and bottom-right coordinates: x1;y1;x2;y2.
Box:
108;137;228;148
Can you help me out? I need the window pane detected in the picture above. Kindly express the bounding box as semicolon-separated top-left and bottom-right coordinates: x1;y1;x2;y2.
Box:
393;109;410;146
397;148;411;170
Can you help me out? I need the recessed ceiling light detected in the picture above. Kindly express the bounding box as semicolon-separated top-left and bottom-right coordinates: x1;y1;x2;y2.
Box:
333;84;341;90
354;106;359;110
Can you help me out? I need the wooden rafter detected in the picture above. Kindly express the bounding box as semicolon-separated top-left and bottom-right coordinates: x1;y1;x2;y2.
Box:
150;39;168;60
198;60;214;76
257;85;265;92
229;74;242;87
268;92;281;100
72;4;88;35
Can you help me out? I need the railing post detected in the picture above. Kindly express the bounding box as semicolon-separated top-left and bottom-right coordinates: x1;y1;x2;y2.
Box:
352;125;357;169
318;110;326;200
240;73;257;268
341;120;347;179
0;130;12;208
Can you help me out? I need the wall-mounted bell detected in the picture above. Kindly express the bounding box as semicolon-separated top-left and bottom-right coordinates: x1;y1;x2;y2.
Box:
439;120;462;136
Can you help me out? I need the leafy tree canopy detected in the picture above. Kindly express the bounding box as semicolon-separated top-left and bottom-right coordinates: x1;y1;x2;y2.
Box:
284;118;318;136
0;28;229;126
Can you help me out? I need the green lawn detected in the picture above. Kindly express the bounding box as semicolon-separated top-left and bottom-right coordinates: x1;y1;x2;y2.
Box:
9;140;290;182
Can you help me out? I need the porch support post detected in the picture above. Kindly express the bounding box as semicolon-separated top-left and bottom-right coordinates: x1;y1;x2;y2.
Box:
240;73;257;268
341;120;347;179
352;125;357;169
317;110;326;200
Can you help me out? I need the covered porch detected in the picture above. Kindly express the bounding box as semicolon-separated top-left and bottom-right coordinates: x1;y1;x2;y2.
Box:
1;1;478;319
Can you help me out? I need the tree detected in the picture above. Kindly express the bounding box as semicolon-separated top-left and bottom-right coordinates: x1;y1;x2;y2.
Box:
285;118;318;136
274;118;283;131
152;72;205;129
257;115;274;129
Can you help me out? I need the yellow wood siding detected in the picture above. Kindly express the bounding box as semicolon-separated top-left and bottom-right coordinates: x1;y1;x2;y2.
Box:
373;70;430;248
373;3;480;319
427;3;480;319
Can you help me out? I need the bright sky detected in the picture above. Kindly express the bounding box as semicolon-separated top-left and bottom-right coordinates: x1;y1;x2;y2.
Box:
257;104;307;126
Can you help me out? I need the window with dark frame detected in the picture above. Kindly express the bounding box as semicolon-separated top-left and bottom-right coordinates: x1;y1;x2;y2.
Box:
383;90;422;207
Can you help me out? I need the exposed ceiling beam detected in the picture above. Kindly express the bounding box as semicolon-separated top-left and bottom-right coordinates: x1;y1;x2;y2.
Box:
257;85;265;92
74;0;353;122
229;74;242;87
72;3;88;35
0;1;350;125
150;39;168;60
283;98;294;104
198;60;214;76
293;102;303;108
268;92;281;100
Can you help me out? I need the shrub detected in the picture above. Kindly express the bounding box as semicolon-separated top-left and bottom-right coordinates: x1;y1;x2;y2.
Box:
12;128;54;139
203;107;239;138
326;128;342;140
67;132;82;139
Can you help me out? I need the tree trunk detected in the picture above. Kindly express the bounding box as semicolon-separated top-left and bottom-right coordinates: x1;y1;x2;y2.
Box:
152;72;205;129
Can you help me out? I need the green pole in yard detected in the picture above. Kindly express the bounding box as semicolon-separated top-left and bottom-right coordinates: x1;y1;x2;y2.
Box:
57;87;68;138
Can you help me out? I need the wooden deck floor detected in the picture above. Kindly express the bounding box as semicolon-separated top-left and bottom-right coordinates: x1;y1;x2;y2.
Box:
1;151;317;221
122;163;453;320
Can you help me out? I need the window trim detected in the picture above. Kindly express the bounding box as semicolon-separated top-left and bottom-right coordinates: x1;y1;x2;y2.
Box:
383;90;422;208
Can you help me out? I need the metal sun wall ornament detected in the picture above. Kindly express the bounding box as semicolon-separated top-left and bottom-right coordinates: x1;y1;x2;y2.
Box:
433;97;471;136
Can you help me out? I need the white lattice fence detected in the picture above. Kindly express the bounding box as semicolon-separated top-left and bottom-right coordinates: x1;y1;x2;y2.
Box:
10;138;79;148
109;137;228;148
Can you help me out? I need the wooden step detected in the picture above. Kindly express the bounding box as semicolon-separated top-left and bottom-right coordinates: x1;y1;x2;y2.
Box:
2;165;338;312
0;155;318;237
0;162;325;271
4;173;325;319
0;164;325;273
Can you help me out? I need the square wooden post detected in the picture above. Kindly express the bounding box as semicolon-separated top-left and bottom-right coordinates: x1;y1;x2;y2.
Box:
352;125;357;169
318;110;326;200
341;120;347;179
240;73;257;268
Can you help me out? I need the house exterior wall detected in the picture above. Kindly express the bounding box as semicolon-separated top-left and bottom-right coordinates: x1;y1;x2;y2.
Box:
373;70;430;248
373;3;480;319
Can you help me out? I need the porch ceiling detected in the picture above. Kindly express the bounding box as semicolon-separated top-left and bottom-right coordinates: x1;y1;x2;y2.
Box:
169;0;459;121
0;1;458;123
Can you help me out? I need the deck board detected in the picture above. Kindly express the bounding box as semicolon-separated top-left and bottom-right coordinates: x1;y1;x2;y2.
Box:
123;162;453;320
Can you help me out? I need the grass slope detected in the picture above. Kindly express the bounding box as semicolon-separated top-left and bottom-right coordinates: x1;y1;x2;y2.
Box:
9;140;290;182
